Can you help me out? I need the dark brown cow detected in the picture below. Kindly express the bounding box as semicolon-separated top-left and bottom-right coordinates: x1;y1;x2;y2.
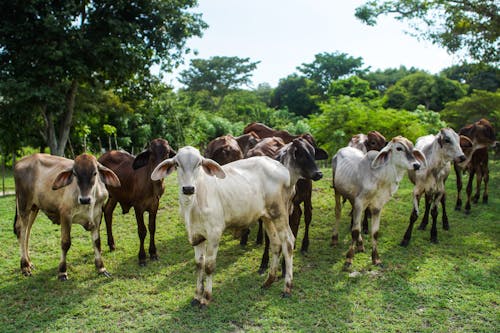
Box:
205;133;260;165
246;137;286;158
242;123;328;274
235;131;260;157
98;138;176;266
13;153;120;280
454;119;497;214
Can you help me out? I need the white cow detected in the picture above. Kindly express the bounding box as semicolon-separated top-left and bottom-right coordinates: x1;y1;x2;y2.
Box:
152;139;323;307
332;136;426;270
401;128;467;246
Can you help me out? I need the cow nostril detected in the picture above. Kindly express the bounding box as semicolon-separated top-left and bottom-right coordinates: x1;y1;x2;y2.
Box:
413;163;420;171
79;197;91;205
459;155;466;162
182;186;195;195
312;171;323;181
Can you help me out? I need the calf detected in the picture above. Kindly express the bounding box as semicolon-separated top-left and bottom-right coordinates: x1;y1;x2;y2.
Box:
13;153;120;280
332;137;425;270
151;141;323;307
454;119;497;213
98;138;176;266
348;130;387;153
401;128;467;246
204;135;244;165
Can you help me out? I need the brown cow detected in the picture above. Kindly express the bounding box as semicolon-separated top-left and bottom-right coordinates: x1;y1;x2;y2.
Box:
204;133;260;165
13;153;120;280
98;138;176;266
348;131;387;153
454;119;497;213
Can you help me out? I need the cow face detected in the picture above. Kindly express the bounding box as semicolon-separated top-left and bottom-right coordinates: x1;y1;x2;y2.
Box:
151;146;225;196
277;138;324;181
372;136;426;171
438;128;466;163
365;131;388;152
52;154;120;205
133;138;177;171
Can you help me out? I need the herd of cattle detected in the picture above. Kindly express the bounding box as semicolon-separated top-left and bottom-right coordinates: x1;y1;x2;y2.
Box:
12;119;496;307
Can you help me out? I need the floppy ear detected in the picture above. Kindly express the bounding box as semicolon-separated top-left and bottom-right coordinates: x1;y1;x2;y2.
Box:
98;163;121;187
371;149;391;169
314;147;328;160
52;168;74;190
132;150;150;170
459;135;473;149
202;158;226;179
412;149;427;169
151;158;177;181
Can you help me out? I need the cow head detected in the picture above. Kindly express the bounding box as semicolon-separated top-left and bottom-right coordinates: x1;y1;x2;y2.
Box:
276;138;325;182
365;130;388;152
371;136;426;171
132;138;177;171
151;146;225;196
437;128;466;164
52;154;120;205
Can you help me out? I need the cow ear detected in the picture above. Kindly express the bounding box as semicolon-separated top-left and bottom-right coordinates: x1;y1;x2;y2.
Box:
412;149;427;169
133;150;150;170
98;163;121;187
202;158;226;179
168;149;177;158
459;135;473;149
314;147;328;160
52;168;74;190
151;158;176;181
371;149;391;169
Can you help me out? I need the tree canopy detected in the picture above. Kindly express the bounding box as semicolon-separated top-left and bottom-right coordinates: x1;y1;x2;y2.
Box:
355;0;500;64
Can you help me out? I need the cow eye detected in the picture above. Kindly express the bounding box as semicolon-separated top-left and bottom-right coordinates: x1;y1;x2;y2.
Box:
396;147;403;151
444;138;451;143
93;171;97;176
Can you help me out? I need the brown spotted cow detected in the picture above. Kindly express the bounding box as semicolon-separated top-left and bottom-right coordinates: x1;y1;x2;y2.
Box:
13;153;120;280
98;138;176;266
454;119;497;214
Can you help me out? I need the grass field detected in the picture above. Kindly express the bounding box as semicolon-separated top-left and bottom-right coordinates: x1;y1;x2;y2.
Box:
0;160;498;332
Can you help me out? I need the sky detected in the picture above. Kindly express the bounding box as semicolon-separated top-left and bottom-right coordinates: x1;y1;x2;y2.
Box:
164;0;460;89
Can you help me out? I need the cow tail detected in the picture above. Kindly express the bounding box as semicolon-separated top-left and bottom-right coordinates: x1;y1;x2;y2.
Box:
13;204;19;237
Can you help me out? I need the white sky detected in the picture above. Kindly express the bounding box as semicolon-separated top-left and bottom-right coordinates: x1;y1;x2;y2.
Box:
164;0;460;89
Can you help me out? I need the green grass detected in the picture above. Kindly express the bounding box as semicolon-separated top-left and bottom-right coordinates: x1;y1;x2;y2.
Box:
0;161;498;332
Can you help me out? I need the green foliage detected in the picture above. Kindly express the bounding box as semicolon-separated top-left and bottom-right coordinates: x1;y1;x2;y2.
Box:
384;72;467;111
328;76;379;101
0;162;499;331
440;90;500;130
271;74;319;117
309;96;446;157
297;52;368;96
361;66;420;93
355;0;499;64
440;63;500;93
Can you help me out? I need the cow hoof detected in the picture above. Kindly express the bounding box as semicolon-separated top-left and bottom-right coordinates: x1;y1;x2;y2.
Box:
150;254;159;261
465;210;471;215
374;262;384;268
400;239;410;247
281;291;292;298
190;298;200;307
139;260;147;267
22;270;32;277
100;270;112;278
430;238;439;244
300;249;308;256
342;262;352;272
257;267;267;276
58;274;68;281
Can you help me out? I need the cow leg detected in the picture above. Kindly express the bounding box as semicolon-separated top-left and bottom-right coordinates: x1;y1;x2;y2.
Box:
24;209;38;270
454;163;463;211
201;237;220;307
300;197;312;254
418;193;432;230
362;209;370;235
239;228;250;246
58;221;72;281
344;203;363;271
473;166;482;204
279;222;295;297
441;193;449;230
91;220;110;277
103;197;118;251
191;242;206;307
258;232;270;275
370;208;382;266
18;210;37;276
482;163;489;203
289;203;300;246
465;169;475;214
256;220;264;245
401;193;421;247
261;219;281;289
135;209;148;266
148;206;159;261
331;191;342;247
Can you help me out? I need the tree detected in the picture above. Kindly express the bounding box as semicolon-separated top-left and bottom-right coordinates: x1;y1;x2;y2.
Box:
328;76;379;101
441;63;500;93
361;66;420;93
178;56;260;110
0;1;206;156
355;0;499;64
384;72;467;111
271;74;319;117
297;52;368;96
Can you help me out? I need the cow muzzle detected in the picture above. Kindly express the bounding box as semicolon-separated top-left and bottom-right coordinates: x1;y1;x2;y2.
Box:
412;163;421;171
79;197;91;205
182;186;195;195
311;171;323;181
455;155;466;163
